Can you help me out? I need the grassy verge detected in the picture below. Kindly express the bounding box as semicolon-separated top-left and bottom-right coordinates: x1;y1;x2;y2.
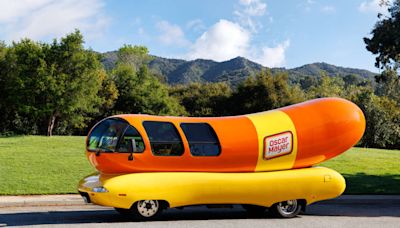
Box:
0;136;93;195
321;147;400;194
0;136;399;195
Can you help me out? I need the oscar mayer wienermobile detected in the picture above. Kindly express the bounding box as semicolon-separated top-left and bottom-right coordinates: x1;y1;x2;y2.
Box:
78;97;365;219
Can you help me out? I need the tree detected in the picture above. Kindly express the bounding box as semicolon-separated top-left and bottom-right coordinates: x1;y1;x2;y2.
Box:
352;87;400;149
364;0;400;71
1;31;107;136
298;75;319;90
0;41;10;134
229;71;306;114
1;39;50;134
362;0;400;149
307;72;346;98
117;44;153;70
374;69;400;105
43;31;107;136
170;82;232;116
97;72;119;115
111;46;185;116
342;74;369;87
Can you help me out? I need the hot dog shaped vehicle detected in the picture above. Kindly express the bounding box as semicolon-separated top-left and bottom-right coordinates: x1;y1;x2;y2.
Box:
78;97;365;219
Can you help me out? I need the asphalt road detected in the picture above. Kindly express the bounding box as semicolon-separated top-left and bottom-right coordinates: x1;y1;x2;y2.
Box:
0;200;399;228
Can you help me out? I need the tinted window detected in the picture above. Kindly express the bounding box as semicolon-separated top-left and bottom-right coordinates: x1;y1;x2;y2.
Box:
180;123;221;156
116;125;145;152
87;118;144;153
143;121;184;156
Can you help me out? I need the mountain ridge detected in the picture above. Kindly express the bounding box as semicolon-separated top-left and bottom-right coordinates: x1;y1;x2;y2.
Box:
101;52;377;85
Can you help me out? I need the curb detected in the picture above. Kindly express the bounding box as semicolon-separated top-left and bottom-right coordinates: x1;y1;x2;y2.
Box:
319;195;400;205
0;195;84;208
0;195;399;208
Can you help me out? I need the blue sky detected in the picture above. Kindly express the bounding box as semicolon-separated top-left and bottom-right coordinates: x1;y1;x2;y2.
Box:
0;0;391;72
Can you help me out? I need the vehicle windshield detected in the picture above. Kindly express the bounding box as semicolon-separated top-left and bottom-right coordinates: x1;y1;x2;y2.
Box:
87;118;144;153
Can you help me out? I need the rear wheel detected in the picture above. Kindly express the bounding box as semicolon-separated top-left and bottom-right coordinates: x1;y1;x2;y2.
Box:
242;204;267;215
269;199;302;218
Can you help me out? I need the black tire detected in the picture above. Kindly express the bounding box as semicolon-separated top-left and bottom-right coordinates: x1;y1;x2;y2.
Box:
114;207;134;215
132;200;164;220
269;199;302;218
242;204;267;215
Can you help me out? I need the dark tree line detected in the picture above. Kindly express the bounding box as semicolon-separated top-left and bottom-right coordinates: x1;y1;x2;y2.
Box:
0;31;184;136
0;32;107;136
171;71;399;149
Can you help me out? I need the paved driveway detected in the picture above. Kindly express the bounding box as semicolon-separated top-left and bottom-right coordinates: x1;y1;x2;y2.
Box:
0;197;399;227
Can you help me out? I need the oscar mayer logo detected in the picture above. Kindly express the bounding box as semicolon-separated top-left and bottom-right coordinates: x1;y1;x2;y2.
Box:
264;131;293;159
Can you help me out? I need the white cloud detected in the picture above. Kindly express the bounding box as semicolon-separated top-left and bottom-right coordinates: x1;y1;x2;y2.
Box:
251;40;290;67
156;20;190;47
186;19;206;33
0;0;109;41
187;19;289;68
234;0;267;32
0;0;50;23
239;0;267;16
358;0;391;14
187;0;289;66
188;20;250;61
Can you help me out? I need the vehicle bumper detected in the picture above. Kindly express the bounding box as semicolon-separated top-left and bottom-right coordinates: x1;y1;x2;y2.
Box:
77;172;133;209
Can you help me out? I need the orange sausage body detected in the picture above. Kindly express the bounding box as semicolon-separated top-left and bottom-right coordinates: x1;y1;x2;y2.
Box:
281;98;366;168
87;97;365;174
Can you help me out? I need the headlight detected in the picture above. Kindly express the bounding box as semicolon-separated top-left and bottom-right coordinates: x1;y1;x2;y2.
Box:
92;186;108;193
85;175;100;183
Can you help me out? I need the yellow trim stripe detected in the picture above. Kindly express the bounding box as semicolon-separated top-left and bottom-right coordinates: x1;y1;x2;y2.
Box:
246;110;298;172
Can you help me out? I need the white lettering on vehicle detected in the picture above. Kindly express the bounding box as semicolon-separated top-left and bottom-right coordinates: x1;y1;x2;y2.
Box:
264;131;293;159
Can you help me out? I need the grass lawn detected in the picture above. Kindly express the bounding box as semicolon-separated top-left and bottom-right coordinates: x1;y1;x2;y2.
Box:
0;136;399;195
0;136;94;195
321;147;400;194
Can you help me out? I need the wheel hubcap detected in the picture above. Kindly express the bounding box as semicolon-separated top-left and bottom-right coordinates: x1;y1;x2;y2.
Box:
277;200;298;215
137;200;159;217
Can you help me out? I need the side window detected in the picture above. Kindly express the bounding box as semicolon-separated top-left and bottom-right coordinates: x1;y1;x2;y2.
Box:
180;123;221;156
87;118;144;153
116;125;145;153
88;118;126;152
143;121;184;156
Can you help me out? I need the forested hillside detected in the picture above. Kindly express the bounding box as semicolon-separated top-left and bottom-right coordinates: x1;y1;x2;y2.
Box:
101;52;377;85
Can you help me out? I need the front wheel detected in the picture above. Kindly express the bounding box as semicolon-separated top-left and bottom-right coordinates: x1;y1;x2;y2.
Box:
133;200;163;219
269;199;302;218
114;207;133;215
